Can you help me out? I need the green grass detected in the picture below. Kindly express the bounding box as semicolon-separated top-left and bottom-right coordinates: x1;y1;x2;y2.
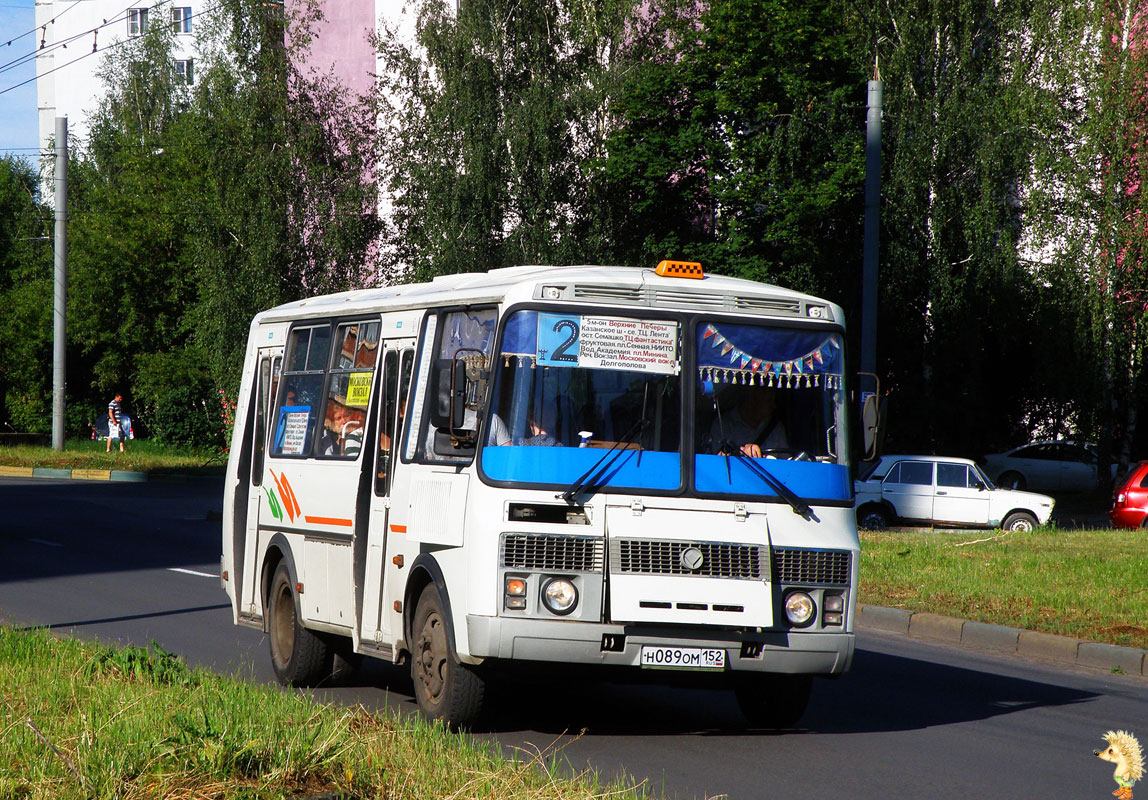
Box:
859;527;1148;649
0;439;225;476
0;627;653;800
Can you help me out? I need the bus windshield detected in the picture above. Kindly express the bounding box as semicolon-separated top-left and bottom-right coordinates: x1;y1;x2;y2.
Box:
479;309;850;503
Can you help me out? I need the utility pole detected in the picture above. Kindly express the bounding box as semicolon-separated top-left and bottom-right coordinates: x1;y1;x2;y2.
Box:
861;76;882;389
52;117;67;451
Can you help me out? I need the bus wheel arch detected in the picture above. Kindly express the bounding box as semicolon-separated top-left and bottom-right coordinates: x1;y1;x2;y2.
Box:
404;556;486;729
263;545;333;687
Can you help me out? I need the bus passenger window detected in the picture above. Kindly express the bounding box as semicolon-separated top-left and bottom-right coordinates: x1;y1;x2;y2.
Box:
271;325;331;457
319;320;380;459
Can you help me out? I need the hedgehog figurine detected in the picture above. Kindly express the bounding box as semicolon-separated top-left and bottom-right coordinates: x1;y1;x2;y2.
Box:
1097;730;1144;799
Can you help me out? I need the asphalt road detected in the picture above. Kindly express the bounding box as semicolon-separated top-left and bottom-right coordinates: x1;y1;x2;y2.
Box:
1;477;1145;800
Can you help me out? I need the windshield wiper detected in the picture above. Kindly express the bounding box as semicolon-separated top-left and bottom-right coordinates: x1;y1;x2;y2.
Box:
559;417;650;503
719;440;816;520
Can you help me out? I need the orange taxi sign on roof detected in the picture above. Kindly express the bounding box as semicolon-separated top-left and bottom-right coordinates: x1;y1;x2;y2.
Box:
655;260;704;279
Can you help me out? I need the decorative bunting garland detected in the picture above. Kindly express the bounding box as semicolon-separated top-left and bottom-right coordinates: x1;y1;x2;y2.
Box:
699;324;842;389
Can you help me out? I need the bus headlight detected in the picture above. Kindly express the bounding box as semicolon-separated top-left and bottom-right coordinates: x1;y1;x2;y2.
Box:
541;578;578;616
784;591;815;627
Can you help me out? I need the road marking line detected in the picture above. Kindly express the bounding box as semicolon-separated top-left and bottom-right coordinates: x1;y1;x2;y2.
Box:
27;538;61;547
168;568;217;578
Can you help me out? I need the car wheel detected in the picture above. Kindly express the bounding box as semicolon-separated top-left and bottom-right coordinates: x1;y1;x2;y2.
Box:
1002;511;1038;532
734;674;813;729
268;562;333;686
410;585;486;730
858;505;889;530
998;471;1026;490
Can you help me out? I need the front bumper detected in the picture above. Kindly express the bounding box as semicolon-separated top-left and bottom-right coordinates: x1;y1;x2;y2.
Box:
465;614;854;675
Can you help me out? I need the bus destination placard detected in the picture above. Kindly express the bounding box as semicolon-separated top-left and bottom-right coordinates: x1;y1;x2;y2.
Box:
537;313;678;374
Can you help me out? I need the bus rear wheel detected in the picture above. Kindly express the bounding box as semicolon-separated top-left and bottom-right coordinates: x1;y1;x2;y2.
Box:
268;562;332;686
734;674;813;729
411;585;485;730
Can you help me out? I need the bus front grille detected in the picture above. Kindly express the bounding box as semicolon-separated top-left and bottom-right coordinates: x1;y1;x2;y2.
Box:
610;539;766;580
501;533;604;573
771;548;851;586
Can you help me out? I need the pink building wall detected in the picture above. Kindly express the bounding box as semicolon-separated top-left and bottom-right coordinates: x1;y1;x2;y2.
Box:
297;0;377;99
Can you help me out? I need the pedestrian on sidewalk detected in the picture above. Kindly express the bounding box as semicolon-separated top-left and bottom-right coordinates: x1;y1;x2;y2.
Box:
107;393;126;453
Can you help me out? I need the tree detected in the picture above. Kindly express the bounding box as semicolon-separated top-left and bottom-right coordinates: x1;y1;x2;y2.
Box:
58;0;382;445
869;0;1047;455
374;0;631;281
1021;0;1148;475
593;0;868;300
0;157;53;433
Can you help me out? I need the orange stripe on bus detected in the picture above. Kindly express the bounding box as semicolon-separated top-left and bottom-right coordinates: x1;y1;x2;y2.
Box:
304;516;353;527
389;524;407;533
280;474;302;519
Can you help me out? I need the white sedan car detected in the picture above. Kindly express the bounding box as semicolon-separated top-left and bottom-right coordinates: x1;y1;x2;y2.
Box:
981;440;1111;492
855;455;1054;531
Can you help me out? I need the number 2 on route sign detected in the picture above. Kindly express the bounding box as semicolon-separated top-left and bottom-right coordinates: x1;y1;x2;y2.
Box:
537;313;581;367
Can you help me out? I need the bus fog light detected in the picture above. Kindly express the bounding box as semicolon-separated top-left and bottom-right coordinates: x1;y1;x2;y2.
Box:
784;591;815;627
541;578;578;615
505;578;527;610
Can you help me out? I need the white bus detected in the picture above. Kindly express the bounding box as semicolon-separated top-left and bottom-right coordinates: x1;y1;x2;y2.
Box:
221;261;860;728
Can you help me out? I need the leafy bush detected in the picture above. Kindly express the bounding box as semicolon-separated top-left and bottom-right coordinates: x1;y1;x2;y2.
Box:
134;348;225;449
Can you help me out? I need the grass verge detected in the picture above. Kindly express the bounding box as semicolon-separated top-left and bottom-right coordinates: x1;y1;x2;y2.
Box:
0;627;652;800
0;440;225;477
859;527;1148;650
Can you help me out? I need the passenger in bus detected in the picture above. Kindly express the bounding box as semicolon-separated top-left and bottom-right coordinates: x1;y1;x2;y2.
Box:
488;409;557;447
710;386;788;458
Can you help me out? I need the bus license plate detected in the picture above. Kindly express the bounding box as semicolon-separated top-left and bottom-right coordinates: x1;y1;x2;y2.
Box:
640;646;726;670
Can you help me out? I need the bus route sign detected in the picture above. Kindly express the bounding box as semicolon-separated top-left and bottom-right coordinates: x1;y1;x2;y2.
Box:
536;313;678;374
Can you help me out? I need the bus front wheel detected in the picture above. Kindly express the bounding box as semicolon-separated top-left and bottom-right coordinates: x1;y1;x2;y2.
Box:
734;674;812;729
268;562;332;686
411;585;485;729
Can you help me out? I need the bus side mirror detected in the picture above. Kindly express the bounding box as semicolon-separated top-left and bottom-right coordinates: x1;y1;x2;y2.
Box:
861;393;880;462
430;358;468;431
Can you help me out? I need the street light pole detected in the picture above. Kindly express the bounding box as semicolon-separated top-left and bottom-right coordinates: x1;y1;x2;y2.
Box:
52;116;67;451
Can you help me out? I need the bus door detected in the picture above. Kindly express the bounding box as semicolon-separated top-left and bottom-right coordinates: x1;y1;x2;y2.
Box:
361;339;416;650
239;347;281;621
263;320;381;630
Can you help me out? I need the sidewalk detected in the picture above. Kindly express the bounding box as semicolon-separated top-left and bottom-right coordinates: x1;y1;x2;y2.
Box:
858;604;1148;678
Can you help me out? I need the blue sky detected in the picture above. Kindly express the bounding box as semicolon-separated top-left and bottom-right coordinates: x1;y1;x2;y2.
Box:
0;0;41;159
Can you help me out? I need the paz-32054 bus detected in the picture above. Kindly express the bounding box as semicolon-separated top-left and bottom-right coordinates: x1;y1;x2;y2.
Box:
221;261;860;728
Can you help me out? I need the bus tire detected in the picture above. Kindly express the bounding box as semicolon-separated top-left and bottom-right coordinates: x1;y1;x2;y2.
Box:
268;562;332;686
410;585;485;730
734;674;812;729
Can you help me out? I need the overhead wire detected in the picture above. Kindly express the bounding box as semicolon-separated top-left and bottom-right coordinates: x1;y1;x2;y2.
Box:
0;1;223;97
0;0;139;75
1;0;83;52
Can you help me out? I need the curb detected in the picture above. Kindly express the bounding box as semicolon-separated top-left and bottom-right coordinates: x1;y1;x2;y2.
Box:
0;468;223;483
857;604;1148;678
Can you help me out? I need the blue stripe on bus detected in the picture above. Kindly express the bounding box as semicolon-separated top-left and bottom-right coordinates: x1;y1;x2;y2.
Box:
481;447;680;490
694;455;851;500
481;447;851;501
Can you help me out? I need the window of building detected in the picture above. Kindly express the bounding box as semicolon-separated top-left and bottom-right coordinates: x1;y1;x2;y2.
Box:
128;8;148;36
172;6;192;33
174;59;194;85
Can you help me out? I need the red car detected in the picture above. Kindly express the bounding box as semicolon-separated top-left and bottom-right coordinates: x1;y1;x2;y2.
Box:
1110;461;1148;528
